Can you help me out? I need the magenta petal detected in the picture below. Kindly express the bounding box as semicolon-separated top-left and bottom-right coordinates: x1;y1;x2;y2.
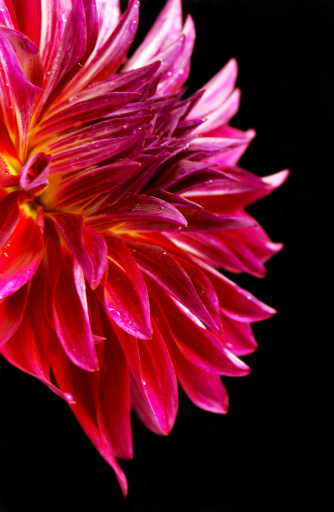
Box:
195;261;276;322
53;255;98;371
89;195;187;232
149;282;250;377
125;0;182;70
50;212;107;289
74;0;140;87
0;1;17;29
126;239;220;331
153;300;228;413
0;210;43;300
114;321;178;435
97;318;132;459
36;0;98;117
174;255;222;333
0;29;41;159
190;58;238;119
51;348;128;495
0;282;29;347
19;152;51;195
95;0;120;49
104;236;152;340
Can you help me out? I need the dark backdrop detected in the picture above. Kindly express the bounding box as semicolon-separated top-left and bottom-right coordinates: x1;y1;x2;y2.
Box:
0;1;331;511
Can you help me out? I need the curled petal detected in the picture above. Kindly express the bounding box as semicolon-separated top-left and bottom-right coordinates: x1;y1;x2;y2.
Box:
50;212;107;289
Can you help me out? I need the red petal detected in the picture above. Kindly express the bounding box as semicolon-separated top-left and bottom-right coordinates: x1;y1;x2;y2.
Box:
97;315;132;459
0;281;29;347
0;209;43;299
53;254;98;371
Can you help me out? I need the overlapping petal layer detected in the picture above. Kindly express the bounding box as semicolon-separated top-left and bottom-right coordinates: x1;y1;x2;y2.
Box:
0;0;287;494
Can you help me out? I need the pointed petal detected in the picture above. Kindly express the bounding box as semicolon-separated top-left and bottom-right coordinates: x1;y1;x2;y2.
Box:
190;58;238;118
125;0;182;70
193;260;276;322
148;279;250;377
104;236;152;340
152;299;228;413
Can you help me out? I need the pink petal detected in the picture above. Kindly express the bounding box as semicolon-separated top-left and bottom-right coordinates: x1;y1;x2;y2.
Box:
53;253;98;371
104;235;152;340
0;209;43;300
158;15;196;94
95;0;120;49
190;58;238;119
125;0;182;70
194;88;241;135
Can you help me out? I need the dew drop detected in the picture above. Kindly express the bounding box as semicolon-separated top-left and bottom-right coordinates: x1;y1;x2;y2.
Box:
62;13;67;22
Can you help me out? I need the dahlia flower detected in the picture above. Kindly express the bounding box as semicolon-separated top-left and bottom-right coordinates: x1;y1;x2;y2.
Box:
0;0;287;494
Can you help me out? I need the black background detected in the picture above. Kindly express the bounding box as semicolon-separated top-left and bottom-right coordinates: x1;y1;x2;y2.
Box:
0;0;331;510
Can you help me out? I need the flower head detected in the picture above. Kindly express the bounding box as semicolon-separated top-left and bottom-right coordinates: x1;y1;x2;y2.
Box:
0;0;287;494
